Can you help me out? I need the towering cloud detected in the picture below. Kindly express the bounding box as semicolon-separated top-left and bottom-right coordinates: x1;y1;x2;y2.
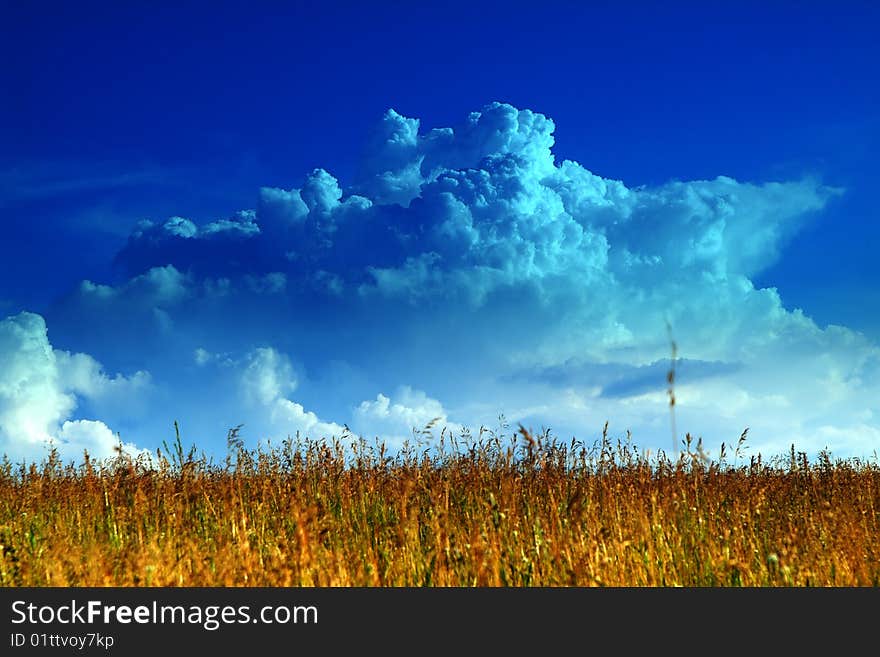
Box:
25;101;876;461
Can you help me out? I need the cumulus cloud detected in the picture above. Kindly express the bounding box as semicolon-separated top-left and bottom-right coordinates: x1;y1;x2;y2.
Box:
54;350;151;400
353;386;464;448
106;103;839;317
0;312;150;463
238;347;345;442
79;264;192;306
42;101;879;460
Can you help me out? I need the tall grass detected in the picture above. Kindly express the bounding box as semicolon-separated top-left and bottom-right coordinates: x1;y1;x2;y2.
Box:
1;424;878;586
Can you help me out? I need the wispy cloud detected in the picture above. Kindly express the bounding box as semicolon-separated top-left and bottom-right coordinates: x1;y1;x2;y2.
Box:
0;160;179;207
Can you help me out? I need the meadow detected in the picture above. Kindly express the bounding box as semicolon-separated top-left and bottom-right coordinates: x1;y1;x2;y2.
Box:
1;423;878;587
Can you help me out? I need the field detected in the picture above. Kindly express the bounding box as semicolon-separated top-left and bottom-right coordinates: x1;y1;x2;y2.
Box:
1;425;878;587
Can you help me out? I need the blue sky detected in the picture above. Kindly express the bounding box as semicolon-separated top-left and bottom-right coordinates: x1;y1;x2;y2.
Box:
1;0;878;464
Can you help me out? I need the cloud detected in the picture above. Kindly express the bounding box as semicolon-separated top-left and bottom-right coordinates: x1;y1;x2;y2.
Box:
41;101;879;461
240;347;298;406
113;211;262;280
238;347;345;442
0;311;149;463
0;160;175;207
353;386;464;448
54;350;151;400
193;347;234;368
77;265;192;308
56;420;135;461
106;103;839;321
508;358;742;399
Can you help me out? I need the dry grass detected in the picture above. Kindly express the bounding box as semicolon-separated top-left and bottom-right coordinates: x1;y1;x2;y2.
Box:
1;423;878;587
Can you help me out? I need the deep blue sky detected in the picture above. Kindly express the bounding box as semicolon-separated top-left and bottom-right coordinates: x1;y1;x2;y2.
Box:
1;1;878;462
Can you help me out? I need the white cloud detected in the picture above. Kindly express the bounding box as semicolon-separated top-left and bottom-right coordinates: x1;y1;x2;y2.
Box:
194;347;212;366
57;419;147;463
77;265;192;308
272;399;346;442
240;347;297;406
0;312;149;463
353;386;464;448
41;101;878;461
54;349;151;399
239;347;345;441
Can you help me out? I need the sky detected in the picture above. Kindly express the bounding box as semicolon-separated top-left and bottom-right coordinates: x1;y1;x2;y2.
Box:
1;0;878;465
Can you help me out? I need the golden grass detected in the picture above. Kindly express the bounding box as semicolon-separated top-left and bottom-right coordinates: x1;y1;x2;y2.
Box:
1;425;878;587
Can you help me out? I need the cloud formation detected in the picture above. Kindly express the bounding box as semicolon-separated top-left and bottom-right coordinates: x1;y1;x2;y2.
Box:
0;312;149;463
353;386;464;447
238;347;346;443
31;101;878;461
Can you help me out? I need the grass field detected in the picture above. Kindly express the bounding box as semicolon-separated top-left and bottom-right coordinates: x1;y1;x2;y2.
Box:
1;424;878;587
